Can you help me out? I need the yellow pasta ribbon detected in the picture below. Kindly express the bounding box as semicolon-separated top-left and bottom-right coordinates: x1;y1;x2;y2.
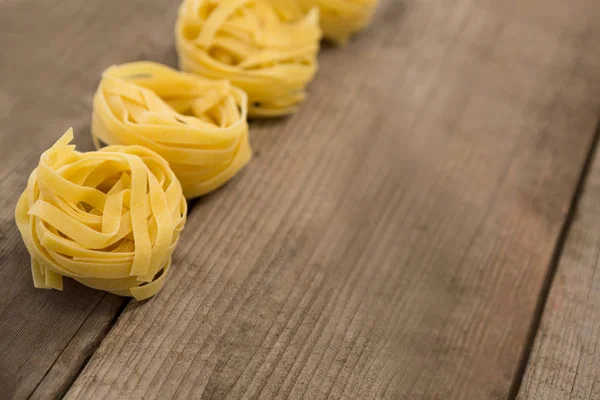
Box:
175;0;322;117
297;0;378;44
15;129;187;301
92;62;252;199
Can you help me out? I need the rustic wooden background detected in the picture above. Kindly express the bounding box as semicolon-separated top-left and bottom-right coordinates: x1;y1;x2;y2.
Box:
1;0;600;399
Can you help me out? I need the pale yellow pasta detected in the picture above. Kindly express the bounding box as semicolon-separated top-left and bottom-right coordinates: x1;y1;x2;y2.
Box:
297;0;378;44
15;129;187;300
175;0;321;117
92;62;252;199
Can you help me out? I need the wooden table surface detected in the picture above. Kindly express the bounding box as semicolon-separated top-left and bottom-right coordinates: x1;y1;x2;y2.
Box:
1;0;600;399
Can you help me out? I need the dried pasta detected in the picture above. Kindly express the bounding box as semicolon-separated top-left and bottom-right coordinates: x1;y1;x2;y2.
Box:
92;61;252;199
15;129;187;300
175;0;321;117
297;0;378;44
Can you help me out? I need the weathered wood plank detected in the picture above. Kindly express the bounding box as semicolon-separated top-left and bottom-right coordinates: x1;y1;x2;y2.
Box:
517;131;600;400
62;0;600;399
517;28;600;400
0;0;183;398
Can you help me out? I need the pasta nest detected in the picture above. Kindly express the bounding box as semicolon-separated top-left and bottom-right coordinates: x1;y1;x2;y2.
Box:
298;0;378;44
92;62;252;199
176;0;322;117
15;129;187;301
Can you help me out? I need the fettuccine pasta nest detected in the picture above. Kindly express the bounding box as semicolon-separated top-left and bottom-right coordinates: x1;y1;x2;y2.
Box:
92;62;252;199
298;0;378;44
15;129;187;300
176;0;321;117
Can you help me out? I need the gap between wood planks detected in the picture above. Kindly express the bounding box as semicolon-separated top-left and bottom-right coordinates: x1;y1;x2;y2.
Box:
31;295;130;399
507;118;600;400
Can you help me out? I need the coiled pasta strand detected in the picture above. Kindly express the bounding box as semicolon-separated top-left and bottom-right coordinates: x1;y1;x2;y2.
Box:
297;0;378;44
176;0;322;117
15;129;187;300
92;61;252;198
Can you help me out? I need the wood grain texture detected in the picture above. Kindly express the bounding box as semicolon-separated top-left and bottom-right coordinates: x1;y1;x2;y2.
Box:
58;0;600;399
517;135;600;400
517;61;600;400
0;0;183;398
